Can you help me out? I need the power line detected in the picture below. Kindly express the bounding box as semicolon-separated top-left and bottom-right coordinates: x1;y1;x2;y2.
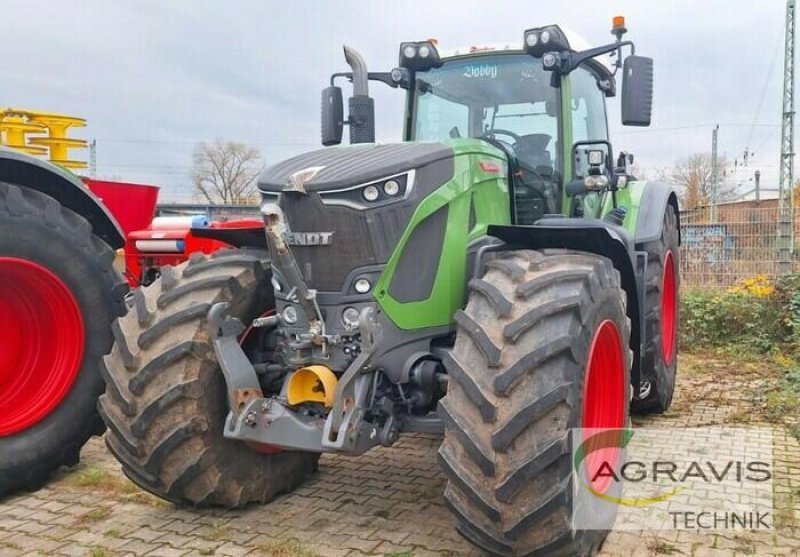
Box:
616;122;780;135
746;33;784;150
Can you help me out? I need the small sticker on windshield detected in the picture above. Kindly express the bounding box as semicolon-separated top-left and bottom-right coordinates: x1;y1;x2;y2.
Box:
463;64;498;79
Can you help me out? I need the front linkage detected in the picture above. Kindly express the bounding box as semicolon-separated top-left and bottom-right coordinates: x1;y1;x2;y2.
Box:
215;203;398;454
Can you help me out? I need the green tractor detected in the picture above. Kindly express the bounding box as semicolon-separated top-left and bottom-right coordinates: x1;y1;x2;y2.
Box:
100;18;679;557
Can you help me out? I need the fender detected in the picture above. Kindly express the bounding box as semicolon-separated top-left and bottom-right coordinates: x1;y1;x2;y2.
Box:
190;219;268;250
487;218;645;388
632;180;681;246
0;148;124;248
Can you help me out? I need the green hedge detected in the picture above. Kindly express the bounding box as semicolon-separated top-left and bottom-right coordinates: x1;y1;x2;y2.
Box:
680;274;800;354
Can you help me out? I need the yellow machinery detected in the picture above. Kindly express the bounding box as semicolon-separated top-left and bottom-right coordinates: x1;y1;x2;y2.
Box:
0;108;87;169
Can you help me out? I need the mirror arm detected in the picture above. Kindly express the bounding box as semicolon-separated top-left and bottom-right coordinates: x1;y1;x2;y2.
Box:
555;40;634;75
330;71;402;89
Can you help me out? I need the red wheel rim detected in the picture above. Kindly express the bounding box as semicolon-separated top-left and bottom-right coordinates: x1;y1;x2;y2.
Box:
0;257;85;436
582;319;625;494
661;251;677;366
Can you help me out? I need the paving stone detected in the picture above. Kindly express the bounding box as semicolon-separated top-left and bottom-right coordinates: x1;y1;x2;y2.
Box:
0;354;797;557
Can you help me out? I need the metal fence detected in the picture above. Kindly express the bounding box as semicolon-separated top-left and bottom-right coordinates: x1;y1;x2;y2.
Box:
679;205;797;289
155;203;795;290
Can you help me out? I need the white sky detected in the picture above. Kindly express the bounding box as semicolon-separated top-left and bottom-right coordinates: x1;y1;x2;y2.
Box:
2;0;790;201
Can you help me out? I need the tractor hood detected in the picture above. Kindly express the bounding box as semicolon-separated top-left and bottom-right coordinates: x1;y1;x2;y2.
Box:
258;142;453;193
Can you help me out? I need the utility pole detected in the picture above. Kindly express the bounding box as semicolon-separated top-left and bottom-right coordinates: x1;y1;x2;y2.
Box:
89;139;97;178
755;170;761;202
779;0;796;274
711;124;719;222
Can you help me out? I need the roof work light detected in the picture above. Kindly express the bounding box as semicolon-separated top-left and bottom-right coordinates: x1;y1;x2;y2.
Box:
523;25;570;57
398;40;442;71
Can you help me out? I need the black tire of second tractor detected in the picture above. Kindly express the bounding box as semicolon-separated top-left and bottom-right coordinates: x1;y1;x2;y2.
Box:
0;183;128;497
439;249;631;557
98;250;319;507
631;203;680;414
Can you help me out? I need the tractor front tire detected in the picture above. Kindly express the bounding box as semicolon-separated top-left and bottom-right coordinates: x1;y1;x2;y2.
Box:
631;203;679;414
440;249;631;557
0;183;127;497
99;250;319;507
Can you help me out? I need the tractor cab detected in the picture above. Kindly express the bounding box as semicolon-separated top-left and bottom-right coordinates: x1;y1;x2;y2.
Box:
322;21;653;224
407;49;603;222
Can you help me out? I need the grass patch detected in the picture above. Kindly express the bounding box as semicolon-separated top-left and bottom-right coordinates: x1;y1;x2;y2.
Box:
76;508;112;523
104;528;122;538
386;552;414;557
398;482;445;503
775;489;798;530
86;548;111;557
65;467;169;507
255;539;318;557
649;540;681;555
205;524;231;541
733;535;756;555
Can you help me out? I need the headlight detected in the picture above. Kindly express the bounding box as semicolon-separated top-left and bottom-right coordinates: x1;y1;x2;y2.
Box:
363;185;380;201
354;278;372;294
317;171;413;209
584;175;610;191
383;180;400;196
342;307;361;327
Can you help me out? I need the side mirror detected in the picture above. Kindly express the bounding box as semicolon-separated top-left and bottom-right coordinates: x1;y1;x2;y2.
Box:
321;86;344;146
621;55;654;126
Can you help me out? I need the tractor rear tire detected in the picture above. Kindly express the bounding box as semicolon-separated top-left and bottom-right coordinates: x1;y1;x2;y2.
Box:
99;250;319;507
631;203;679;414
0;183;127;497
440;249;631;557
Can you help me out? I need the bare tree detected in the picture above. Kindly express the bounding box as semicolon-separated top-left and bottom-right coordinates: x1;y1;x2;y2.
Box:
191;140;263;204
670;153;735;210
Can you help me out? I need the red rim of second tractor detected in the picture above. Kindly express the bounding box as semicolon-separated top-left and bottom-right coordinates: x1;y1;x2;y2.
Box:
0;257;85;436
661;250;677;367
582;319;626;494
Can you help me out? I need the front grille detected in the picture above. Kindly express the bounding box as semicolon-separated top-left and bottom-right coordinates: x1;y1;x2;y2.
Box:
278;193;412;292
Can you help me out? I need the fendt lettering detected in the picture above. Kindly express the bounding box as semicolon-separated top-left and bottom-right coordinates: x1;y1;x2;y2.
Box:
285;232;334;246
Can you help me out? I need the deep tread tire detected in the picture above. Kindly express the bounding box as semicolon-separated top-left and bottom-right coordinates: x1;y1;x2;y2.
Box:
0;183;127;497
440;249;631;557
99;250;319;507
631;204;679;414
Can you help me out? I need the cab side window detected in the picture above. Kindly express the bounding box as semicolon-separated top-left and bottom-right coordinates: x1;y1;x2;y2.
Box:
571;68;609;143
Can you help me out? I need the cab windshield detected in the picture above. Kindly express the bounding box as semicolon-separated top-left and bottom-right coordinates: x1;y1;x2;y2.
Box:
412;54;558;143
411;53;561;220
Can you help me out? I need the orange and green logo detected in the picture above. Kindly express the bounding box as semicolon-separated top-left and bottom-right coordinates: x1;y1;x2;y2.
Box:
573;429;683;507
